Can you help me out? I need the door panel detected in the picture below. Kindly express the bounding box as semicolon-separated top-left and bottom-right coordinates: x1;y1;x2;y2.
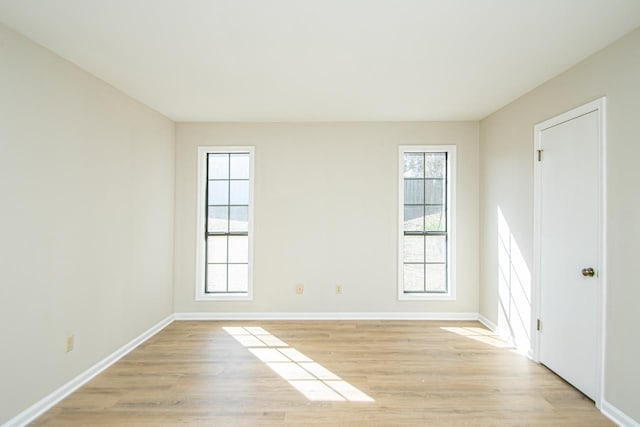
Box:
539;110;599;400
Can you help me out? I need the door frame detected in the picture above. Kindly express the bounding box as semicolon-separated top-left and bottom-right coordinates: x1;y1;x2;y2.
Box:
532;96;607;407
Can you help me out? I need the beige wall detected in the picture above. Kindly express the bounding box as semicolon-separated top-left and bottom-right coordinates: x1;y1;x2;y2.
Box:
480;28;640;421
175;122;479;314
0;24;175;424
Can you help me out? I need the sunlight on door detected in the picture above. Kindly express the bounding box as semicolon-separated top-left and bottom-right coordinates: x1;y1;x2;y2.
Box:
497;207;532;353
223;326;374;402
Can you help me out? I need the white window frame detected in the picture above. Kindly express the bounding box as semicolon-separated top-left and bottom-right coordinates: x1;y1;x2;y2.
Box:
398;145;456;301
195;146;255;301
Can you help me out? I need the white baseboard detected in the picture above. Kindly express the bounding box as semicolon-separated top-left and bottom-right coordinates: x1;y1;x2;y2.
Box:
601;400;640;427
477;315;520;349
174;311;480;321
477;314;497;332
2;314;175;427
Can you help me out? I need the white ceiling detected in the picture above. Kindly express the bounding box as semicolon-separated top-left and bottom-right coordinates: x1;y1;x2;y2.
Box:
1;1;639;122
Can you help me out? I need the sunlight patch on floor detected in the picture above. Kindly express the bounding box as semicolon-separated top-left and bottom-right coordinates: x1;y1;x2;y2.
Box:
224;326;374;402
441;326;512;348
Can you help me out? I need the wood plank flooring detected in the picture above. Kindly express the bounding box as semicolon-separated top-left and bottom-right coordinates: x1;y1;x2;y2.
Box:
32;321;612;426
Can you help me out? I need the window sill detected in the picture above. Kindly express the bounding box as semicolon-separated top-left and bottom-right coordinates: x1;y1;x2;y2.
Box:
196;293;252;302
398;293;456;301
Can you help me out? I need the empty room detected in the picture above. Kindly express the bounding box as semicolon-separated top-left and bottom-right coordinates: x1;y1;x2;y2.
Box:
1;1;639;426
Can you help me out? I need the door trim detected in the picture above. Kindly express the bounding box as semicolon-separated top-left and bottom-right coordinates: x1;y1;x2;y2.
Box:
532;97;607;408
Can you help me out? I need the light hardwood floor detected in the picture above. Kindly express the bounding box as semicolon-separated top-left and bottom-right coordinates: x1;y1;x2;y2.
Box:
32;321;612;426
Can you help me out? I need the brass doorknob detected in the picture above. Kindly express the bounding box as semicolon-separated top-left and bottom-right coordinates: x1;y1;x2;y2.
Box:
581;267;595;277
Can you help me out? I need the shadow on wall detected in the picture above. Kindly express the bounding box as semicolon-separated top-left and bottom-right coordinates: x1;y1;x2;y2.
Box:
497;207;532;353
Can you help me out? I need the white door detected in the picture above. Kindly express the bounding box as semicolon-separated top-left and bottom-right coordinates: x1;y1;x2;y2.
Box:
536;103;602;401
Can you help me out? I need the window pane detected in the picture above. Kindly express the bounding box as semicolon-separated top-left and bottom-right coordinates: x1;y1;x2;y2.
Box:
425;153;446;178
202;150;253;297
404;179;424;204
426;264;446;292
403;235;424;263
228;235;248;263
228;264;248;292
208;206;228;232
400;149;452;296
207;236;227;263
206;264;227;292
403;153;424;178
404;205;424;232
425;205;445;231
403;264;424;292
229;206;248;232
230;180;249;205
208;181;229;205
425;235;446;263
208;154;229;179
425;179;445;205
230;153;250;179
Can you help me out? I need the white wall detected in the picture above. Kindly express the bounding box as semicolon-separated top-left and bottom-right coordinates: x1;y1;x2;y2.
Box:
480;27;640;422
174;122;479;314
0;24;175;424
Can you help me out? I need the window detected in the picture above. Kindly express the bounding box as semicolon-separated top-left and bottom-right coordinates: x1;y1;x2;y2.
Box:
398;146;456;300
196;146;254;300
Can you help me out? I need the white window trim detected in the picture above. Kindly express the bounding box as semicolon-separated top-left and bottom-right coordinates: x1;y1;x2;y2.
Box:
195;146;255;301
398;145;456;301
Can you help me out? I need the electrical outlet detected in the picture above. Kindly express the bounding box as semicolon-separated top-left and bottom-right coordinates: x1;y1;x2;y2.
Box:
336;284;343;295
66;335;74;353
296;284;304;295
